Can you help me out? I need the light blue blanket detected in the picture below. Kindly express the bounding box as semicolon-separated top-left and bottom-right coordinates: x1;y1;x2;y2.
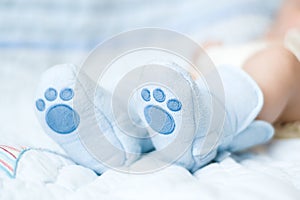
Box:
0;0;282;51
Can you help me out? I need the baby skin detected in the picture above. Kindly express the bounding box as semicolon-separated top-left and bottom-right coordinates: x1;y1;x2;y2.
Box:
243;44;300;124
204;0;300;124
243;0;300;124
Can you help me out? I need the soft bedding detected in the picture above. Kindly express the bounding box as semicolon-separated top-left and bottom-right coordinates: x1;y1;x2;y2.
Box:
0;140;300;200
1;0;300;199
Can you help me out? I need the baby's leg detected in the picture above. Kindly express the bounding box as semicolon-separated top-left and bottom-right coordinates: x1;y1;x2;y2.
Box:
243;44;300;123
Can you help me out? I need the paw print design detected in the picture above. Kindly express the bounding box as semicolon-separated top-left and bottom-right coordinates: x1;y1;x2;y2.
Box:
35;88;80;134
141;88;182;135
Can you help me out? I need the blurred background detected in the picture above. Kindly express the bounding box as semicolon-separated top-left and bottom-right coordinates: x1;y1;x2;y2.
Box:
0;0;282;148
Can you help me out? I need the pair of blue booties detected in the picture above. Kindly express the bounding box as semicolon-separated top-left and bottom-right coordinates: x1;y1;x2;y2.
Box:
35;63;274;174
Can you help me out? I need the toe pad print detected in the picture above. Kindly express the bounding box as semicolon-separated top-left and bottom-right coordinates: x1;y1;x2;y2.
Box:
44;88;57;101
60;88;74;101
141;88;151;102
36;99;46;112
167;99;182;112
153;88;166;102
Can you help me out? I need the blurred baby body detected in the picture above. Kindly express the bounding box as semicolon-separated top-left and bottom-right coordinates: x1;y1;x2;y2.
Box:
203;28;300;72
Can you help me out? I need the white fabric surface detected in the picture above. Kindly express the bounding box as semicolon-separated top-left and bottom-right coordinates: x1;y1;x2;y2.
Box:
0;0;282;49
0;139;300;200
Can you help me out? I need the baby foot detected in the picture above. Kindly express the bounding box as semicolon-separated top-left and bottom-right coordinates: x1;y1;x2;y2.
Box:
35;64;149;174
36;88;80;134
141;88;182;135
132;63;217;171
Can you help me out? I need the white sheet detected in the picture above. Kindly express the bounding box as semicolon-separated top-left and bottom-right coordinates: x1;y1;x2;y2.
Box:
0;139;299;200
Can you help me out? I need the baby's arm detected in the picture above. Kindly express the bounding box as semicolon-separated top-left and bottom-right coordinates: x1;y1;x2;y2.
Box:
243;43;300;123
247;0;300;123
266;0;300;40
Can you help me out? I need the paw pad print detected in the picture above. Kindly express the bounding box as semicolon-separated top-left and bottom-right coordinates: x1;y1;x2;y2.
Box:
141;88;182;135
36;88;80;134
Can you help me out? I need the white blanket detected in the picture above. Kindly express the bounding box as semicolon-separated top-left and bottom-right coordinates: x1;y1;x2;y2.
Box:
0;139;299;200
